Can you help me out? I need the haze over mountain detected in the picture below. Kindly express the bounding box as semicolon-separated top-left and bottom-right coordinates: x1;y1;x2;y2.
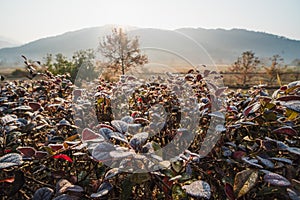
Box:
0;25;299;67
0;36;21;49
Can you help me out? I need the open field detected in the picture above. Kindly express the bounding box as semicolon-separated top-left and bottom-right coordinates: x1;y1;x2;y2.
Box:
2;64;299;88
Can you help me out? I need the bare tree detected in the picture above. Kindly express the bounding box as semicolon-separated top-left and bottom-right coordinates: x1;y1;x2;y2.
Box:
263;55;287;85
230;51;260;86
98;28;148;75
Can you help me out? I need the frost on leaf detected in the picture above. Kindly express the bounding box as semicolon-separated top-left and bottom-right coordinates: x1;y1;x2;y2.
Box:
182;180;211;199
91;182;113;198
0;153;23;169
264;172;291;186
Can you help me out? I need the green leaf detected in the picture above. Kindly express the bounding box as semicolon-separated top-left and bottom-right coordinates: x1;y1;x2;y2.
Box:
233;169;258;198
285;85;300;94
286;108;299;120
264;102;276;110
263;111;277;121
129;173;151;184
121;178;134;200
172;184;187;200
171;160;184;173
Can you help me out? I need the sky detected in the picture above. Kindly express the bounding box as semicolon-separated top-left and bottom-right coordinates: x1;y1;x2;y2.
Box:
1;0;300;43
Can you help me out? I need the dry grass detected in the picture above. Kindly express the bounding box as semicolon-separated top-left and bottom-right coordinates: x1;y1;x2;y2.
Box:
0;67;21;75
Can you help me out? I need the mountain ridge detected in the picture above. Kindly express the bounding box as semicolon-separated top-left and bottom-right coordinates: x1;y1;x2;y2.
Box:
0;25;299;66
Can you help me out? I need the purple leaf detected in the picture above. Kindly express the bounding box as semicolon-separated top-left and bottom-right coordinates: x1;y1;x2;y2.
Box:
224;183;235;200
92;142;115;162
270;157;293;165
0;153;23;169
121;116;134;124
91;182;113;198
104;168;120;180
287;147;300;155
129;132;149;150
264;172;291;186
272;126;298;136
33;187;54;200
111;120;128;133
287;188;300;200
242;157;263;168
256;156;274;169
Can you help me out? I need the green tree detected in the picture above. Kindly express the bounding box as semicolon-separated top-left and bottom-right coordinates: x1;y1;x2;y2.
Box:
44;49;97;82
230;51;260;85
98;28;148;75
44;53;73;76
53;53;74;76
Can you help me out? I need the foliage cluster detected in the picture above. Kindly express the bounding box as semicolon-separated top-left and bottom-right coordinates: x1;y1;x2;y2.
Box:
45;49;97;83
0;64;300;199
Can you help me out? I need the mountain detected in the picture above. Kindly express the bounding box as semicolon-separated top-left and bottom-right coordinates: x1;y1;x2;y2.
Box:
0;36;21;49
0;25;300;67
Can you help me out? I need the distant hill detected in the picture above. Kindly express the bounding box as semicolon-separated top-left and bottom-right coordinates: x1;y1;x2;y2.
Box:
0;25;299;67
0;36;21;49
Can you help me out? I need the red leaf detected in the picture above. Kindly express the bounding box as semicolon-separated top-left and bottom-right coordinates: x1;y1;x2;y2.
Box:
162;177;173;196
34;151;48;159
4;149;12;153
28;102;41;111
243;102;260;117
53;154;73;162
17;146;36;157
196;74;203;81
134;118;150;124
206;170;213;175
224;183;235;200
0;177;15;183
95;124;115;130
280;85;287;91
232;151;246;160
272;126;298;136
187;69;194;74
277;95;300;102
48;144;64;151
82;128;101;141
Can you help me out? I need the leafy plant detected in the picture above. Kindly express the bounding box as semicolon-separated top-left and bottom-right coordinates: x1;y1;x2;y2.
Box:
0;59;300;199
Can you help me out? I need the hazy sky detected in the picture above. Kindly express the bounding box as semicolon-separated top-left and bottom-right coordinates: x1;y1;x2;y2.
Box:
1;0;300;43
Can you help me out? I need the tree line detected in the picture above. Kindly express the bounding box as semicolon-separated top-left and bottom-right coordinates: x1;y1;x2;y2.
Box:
9;28;300;86
43;28;147;83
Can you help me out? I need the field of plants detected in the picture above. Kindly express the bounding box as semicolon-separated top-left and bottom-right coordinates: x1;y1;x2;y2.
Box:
0;62;300;200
